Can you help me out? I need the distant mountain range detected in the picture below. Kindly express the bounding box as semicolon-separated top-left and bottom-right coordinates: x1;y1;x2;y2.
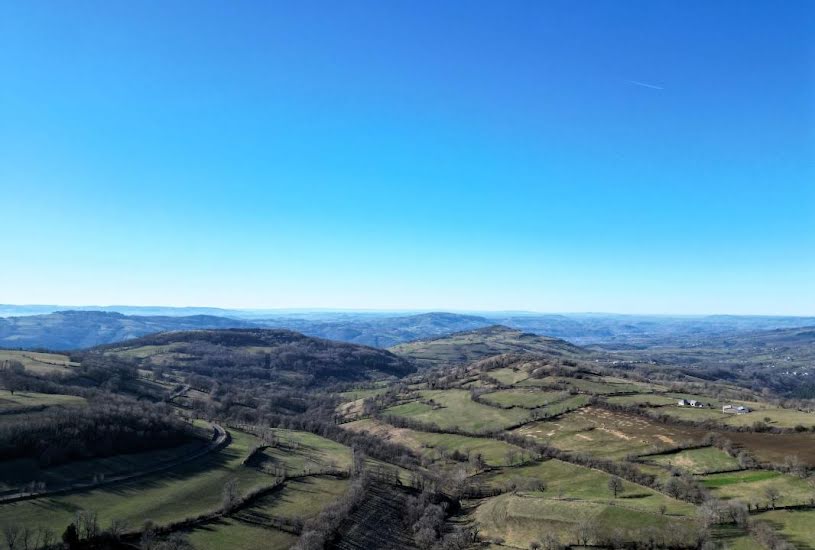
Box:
0;311;256;350
0;305;813;351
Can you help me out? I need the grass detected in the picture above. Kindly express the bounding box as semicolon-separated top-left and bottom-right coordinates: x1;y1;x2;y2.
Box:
722;407;815;429
185;516;297;550
0;391;86;411
472;492;693;548
255;429;352;475
384;389;531;432
753;509;815;549
0;429;271;533
645;447;741;474
489;367;530;385
480;389;569;409
0;350;77;375
700;470;815;506
342;418;530;467
0;437;209;491
605;394;681;407
479;459;696;516
187;475;348;550
518;376;640;394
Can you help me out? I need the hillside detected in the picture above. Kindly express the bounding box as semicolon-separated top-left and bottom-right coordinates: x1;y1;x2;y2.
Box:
89;328;416;386
389;325;584;368
0;310;255;350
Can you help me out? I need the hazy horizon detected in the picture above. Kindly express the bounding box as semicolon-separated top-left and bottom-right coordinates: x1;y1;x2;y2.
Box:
1;303;813;318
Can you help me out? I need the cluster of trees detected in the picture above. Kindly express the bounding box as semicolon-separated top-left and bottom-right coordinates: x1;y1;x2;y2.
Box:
0;396;196;466
749;520;797;550
404;490;476;550
525;519;710;549
2;525;56;550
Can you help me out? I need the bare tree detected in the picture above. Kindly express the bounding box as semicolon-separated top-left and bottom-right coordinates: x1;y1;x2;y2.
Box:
607;476;623;498
764;486;781;509
74;510;99;541
222;478;240;512
2;525;20;550
108;518;129;541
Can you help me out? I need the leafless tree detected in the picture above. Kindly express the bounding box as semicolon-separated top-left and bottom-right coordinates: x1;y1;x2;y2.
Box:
607;476;623;498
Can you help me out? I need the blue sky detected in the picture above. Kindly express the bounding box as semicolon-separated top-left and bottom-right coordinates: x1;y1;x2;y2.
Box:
1;1;813;314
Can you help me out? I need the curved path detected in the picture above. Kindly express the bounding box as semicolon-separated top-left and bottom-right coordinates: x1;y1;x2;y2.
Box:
0;423;228;505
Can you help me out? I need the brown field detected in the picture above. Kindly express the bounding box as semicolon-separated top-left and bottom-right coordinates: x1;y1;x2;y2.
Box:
724;431;815;467
514;407;710;458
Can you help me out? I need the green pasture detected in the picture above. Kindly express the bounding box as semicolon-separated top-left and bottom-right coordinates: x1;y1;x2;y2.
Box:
489;367;530;385
480;459;695;516
0;429;270;533
605;394;679;407
700;470;815;506
752;509;815;549
383;390;531;432
188;475;347;550
0;350;77;375
0;438;209;491
472;492;695;548
480;389;569;409
256;429;352;475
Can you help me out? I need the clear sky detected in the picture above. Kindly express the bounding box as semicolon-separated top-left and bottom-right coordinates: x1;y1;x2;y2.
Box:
1;1;813;314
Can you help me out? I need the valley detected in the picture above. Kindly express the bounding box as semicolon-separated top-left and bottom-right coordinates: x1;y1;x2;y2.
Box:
0;324;814;549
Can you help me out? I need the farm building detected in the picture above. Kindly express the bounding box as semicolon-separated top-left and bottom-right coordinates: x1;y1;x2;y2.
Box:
722;405;750;414
678;399;708;408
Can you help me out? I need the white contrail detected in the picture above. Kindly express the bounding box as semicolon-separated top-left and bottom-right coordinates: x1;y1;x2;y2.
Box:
628;80;664;90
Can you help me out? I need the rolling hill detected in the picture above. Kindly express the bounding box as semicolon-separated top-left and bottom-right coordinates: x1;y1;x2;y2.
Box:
389;325;585;368
88;328;416;386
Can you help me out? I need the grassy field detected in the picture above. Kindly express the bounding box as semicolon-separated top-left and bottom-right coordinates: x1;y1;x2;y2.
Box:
0;437;209;491
0;350;77;375
478;459;696;516
186;516;297;550
384;389;531;432
722;406;815;429
472;493;694;548
517;376;641;395
752;509;815;550
254;429;353;475
0;391;86;411
514;407;707;459
605;394;681;407
0;429;270;533
645;447;741;474
700;470;815;506
489;367;531;385
187;475;348;550
343;418;530;467
480;389;569;409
